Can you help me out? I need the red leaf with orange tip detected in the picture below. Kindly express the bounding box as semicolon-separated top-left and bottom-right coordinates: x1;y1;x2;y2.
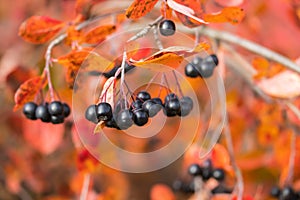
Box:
125;0;159;19
83;25;116;44
18;16;65;44
14;75;47;111
150;184;175;200
203;7;245;24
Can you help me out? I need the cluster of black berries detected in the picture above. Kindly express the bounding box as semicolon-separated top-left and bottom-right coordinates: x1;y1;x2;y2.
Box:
23;101;70;124
85;91;193;130
270;185;300;200
185;54;219;78
173;160;232;195
159;19;176;36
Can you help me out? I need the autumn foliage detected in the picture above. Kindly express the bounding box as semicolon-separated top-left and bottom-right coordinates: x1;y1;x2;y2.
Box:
1;0;300;199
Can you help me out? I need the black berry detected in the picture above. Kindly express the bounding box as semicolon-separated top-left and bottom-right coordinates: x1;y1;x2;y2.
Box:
63;103;71;117
133;109;149;126
85;105;99;124
48;101;64;116
51;115;64;124
205;54;219;66
105;117;119;129
164;93;178;104
196;61;215;78
192;56;203;66
178;96;193;117
136;91;151;102
202;160;213;181
185;63;198;78
152;97;163;106
280;186;296;200
96;102;112;121
188;163;202;176
164;98;181;117
211;184;232;194
159;19;176;36
35;104;51;122
131;99;143;110
270;186;281;198
23;102;38;120
116;109;134;130
212;168;225;181
142;99;161;117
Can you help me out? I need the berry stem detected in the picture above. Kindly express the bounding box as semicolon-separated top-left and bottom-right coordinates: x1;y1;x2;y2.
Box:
152;26;163;50
123;80;135;102
145;72;160;91
285;126;296;186
172;70;184;97
120;51;128;108
44;59;55;102
79;173;90;200
163;73;171;94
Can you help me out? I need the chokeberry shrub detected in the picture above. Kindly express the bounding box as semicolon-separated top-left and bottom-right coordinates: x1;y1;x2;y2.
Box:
2;0;300;199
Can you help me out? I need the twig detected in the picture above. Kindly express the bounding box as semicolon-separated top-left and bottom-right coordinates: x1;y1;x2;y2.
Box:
286;102;300;121
152;26;164;50
285;126;296;186
127;16;164;42
80;173;91;200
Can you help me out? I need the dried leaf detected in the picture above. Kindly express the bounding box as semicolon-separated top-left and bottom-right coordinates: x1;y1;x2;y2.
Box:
18;16;64;44
94;121;105;134
14;75;47;111
22;119;65;154
257;70;300;98
83;25;116;44
150;184;175;200
99;76;116;107
203;7;245;24
125;0;159;19
130;52;184;71
214;0;244;7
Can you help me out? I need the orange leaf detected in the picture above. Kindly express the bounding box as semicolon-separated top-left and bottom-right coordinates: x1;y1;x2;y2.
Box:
150;184;175;200
18;16;64;44
83;25;116;44
65;25;83;46
203;7;245;24
22;119;65;154
252;57;269;79
14;75;47;111
125;0;159;19
131;52;184;71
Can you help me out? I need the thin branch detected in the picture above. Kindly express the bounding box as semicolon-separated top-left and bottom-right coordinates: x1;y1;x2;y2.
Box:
152;26;164;50
286;102;300;120
285;126;296;186
127;16;164;42
80;173;91;200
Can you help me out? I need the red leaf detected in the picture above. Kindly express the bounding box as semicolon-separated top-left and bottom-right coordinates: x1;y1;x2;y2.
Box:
257;70;300;98
14;75;47;111
18;16;65;44
150;184;175;200
125;0;159;19
203;7;245;24
83;25;116;44
214;0;244;7
22;119;65;154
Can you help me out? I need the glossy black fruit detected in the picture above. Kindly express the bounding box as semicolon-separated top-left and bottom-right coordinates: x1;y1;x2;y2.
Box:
131;99;143;110
205;54;219;66
178;96;193;117
116;109;133;130
188;163;202;176
159;19;176;36
164;93;178;104
195;61;215;78
51;115;64;124
143;99;162;117
211;184;232;194
192;56;203;66
48;101;64;116
202;159;213;181
280;186;296;200
212;168;225;181
85;105;99;124
185;63;198;78
152;97;163;106
164;98;181;117
96;102;112;121
35;104;51;122
136;91;151;102
270;186;281;198
23;102;38;120
63;103;71;117
133;109;149;126
105;118;119;129
172;180;183;191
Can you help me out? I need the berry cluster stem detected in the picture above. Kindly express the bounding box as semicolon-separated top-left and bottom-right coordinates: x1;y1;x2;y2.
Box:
172;70;184;97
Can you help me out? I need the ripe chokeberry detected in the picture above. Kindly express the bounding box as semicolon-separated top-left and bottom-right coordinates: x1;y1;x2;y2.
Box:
159;19;176;36
185;63;198;78
205;54;219;66
280;186;296;200
96;102;112;121
142;99;161;117
48;101;64;116
136;91;151;102
212;168;225;181
270;186;281;198
105;118;119;129
164;98;181;117
188;163;202;176
195;61;214;78
202;159;213;181
164;93;177;103
51;114;64;124
85;105;99;124
131;99;143;110
152;97;163;106
116;109;134;130
63;103;71;117
192;56;203;66
133;109;149;126
211;184;232;194
35;104;51;122
23;102;38;120
177;96;193;117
